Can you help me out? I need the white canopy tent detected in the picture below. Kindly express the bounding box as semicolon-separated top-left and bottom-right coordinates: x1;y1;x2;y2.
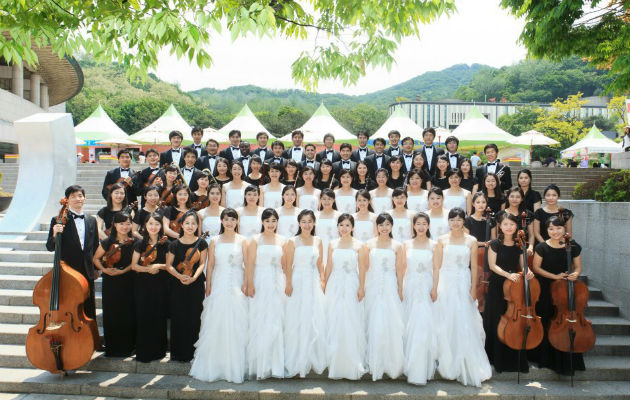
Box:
451;106;516;145
372;107;423;141
218;104;269;141
202;126;229;143
279;103;355;142
561;125;623;158
74;105;129;142
129;104;193;144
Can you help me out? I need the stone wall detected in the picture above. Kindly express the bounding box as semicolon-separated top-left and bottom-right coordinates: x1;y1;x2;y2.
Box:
611;152;630;170
559;199;630;318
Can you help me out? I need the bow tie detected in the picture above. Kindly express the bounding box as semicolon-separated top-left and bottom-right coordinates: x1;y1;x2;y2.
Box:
194;145;202;149
450;153;458;158
171;149;180;153
274;157;281;161
326;150;333;154
425;146;432;149
150;167;159;171
120;168;129;172
376;154;383;158
359;148;367;152
293;147;302;151
404;154;413;158
184;168;193;172
487;162;496;166
207;155;216;159
342;160;350;165
231;146;239;151
71;213;85;220
307;160;314;165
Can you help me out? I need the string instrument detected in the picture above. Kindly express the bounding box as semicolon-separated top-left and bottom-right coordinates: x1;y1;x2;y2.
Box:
144;167;163;188
106;171;134;191
169;209;186;233
548;233;595;385
191;194;209;211
102;238;135;269
26;198;99;374
175;232;210;276
104;201;138;236
158;186;174;208
497;218;543;382
140;236;169;267
475;207;493;312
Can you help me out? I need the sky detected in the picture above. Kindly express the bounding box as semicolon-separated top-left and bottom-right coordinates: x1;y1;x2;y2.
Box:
153;0;528;95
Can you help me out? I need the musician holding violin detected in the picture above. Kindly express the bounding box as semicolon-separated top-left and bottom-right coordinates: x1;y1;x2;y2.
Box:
101;149;137;205
162;184;192;239
92;212;137;357
165;210;208;362
97;182;135;240
134;149;164;207
190;169;212;211
531;216;586;375
130;212;170;362
132;185;162;239
157;164;181;208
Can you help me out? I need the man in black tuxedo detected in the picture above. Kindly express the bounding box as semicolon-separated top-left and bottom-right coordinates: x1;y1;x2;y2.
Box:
134;148;165;207
445;136;464;170
400;136;417;176
333;143;357;177
186;126;208;159
102;149;137;204
181;148;204;192
283;130;307;163
237;141;253;175
420;127;445;176
302;143;320;172
316;133;341;163
366;137;390;179
159;130;186;168
266;141;288;168
196;138;220;175
46;185;99;319
351;131;374;162
475;143;512;191
253;131;273;161
386;130;402;157
219;129;242;162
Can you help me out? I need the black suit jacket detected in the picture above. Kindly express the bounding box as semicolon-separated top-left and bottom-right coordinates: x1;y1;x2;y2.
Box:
401;152;418;176
253;147;273;161
365;153;390;179
186;143;208;159
196;155;219;175
46;215;99;281
182;167;204;192
159;148;186;168
134;166;165;205
283;147;307;162
102;167;138;203
475;163;512;192
219;146;241;162
333;159;357;178
420;146;445;176
301;159;321;173
316;149;341;163
351;148;375;162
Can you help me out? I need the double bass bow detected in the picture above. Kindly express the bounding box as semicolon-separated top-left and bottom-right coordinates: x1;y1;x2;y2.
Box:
548;233;595;386
475;207;493;312
26;199;99;374
175;232;210;277
497;212;543;383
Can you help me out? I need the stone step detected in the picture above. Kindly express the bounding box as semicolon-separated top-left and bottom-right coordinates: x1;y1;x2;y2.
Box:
0;367;627;400
591;335;630;356
0;262;51;276
0;251;53;263
0;394;160;400
0;306;103;325
0;275;102;291
0;240;47;251
589;316;630;336
0;323;103;345
0;289;102;308
586;299;620;317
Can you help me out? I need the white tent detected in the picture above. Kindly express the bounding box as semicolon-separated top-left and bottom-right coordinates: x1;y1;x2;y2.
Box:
74;105;129;142
372;107;422;141
279;103;355;142
561;125;623;158
451;106;515;144
129;104;193;144
218;104;269;141
203;126;229;143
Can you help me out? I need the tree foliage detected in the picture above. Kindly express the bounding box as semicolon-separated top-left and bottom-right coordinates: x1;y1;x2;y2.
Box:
501;0;630;94
497;106;539;136
534;93;588;150
0;0;454;90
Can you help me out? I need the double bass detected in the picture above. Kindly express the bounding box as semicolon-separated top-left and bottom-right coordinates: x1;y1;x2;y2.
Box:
497;214;543;383
475;207;493;312
26;199;99;374
548;233;595;385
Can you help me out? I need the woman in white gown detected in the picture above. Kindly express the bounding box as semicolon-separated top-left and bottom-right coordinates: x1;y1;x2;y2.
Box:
284;209;327;377
316;189;339;267
431;207;492;387
245;208;287;379
296;167;321;211
405;169;429;213
324;214;367;380
403;212;437;385
426;187;450;237
353;190;376;243
277;186;301;238
261;164;284;209
190;208;249;383
362;213;405;380
369;169;393;215
443;169;472;215
199;183;223;242
334;170;357;214
389;188;414;242
222;162;247;209
237;185;263;239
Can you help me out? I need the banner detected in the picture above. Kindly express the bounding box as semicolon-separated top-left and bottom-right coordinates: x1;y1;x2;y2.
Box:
626;98;630;125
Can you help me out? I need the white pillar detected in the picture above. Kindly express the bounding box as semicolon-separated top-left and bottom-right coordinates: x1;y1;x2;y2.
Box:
11;63;23;98
30;73;41;107
41;84;49;109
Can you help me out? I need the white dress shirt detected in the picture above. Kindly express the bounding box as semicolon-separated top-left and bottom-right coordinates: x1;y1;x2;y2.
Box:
119;167;130;178
448;152;459;169
291;147;303;163
358;147;369;161
183;167;194;185
171;148;182;165
69;207;85;250
193;144;203;158
487;162;497;174
403;153;414;171
231;146;241;160
423;146;434;167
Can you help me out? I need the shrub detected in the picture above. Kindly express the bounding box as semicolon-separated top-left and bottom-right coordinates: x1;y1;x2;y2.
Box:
573;175;608;199
595;170;630;202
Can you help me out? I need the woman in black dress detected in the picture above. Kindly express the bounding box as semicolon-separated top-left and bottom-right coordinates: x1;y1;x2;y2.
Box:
165;210;208;362
459;158;478;193
315;159;339;190
163;184;192;239
531;216;584;375
97;182;128;240
496;187;535;257
352;160;377;191
464;192;497;242
481;173;505;214
245;156;269;187
190;169;211;208
483;212;532;373
517;169;542;212
387;156;405;189
92;211;137;357
431;155;450;190
133;185;162;239
213;157;232;186
131;212;170;362
282;159;301;187
533;184;573;243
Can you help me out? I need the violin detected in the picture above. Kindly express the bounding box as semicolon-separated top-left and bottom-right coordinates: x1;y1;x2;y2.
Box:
26;198;99;374
144;168;163;188
104;201;138;237
140;236;169;267
106;174;134;191
103;238;135;269
475;207;493;312
191;194;209;211
497;214;544;381
548;233;595;384
158;188;174;209
175;232;210;276
169;210;186;233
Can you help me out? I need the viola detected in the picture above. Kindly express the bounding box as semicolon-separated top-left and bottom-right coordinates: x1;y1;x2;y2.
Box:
104;201;137;236
191;194;209;211
497;214;544;381
144;168;163;188
176;232;210;276
169;210;186;233
26;198;99;374
102;238;135;269
475;207;493;312
140;236;169;267
106;174;134;191
548;233;595;384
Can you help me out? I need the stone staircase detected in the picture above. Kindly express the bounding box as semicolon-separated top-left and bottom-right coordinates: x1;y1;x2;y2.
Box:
0;163;627;398
507;167;614;199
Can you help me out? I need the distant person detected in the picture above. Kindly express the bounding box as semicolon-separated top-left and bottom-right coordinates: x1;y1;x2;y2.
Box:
475;144;511;191
159;130;185;168
253;131;272;161
544;155;557;167
187;126;207;158
137;151;145;164
386;130;402;157
470;151;481;168
316;133;341;163
219;130;242;162
420;127;445;176
283;130;307;162
351;130;374;162
622;125;630;152
579;156;589;168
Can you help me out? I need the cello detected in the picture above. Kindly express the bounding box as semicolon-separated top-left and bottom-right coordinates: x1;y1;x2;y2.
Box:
26;199;99;374
497;213;543;383
475;207;493;312
548;233;595;385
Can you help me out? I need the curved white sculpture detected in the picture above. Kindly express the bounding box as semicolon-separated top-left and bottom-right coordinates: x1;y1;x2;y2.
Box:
0;113;76;233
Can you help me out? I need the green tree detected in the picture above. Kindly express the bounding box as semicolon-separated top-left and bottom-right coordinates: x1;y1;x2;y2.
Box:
534;93;588;150
501;0;630;94
331;104;387;136
497;106;540;136
0;0;455;90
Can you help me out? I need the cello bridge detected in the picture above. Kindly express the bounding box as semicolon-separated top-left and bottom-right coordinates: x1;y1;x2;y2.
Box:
520;314;534;319
566;318;577;323
46;321;66;331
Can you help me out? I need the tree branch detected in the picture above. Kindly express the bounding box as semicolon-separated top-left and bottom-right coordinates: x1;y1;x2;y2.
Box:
275;14;331;32
48;0;75;17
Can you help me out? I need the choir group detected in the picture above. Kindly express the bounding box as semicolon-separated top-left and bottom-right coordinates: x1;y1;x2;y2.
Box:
47;127;584;387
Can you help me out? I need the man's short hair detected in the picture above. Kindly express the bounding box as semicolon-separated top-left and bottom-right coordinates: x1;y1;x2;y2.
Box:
169;130;183;140
228;130;241;138
256;131;269;140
